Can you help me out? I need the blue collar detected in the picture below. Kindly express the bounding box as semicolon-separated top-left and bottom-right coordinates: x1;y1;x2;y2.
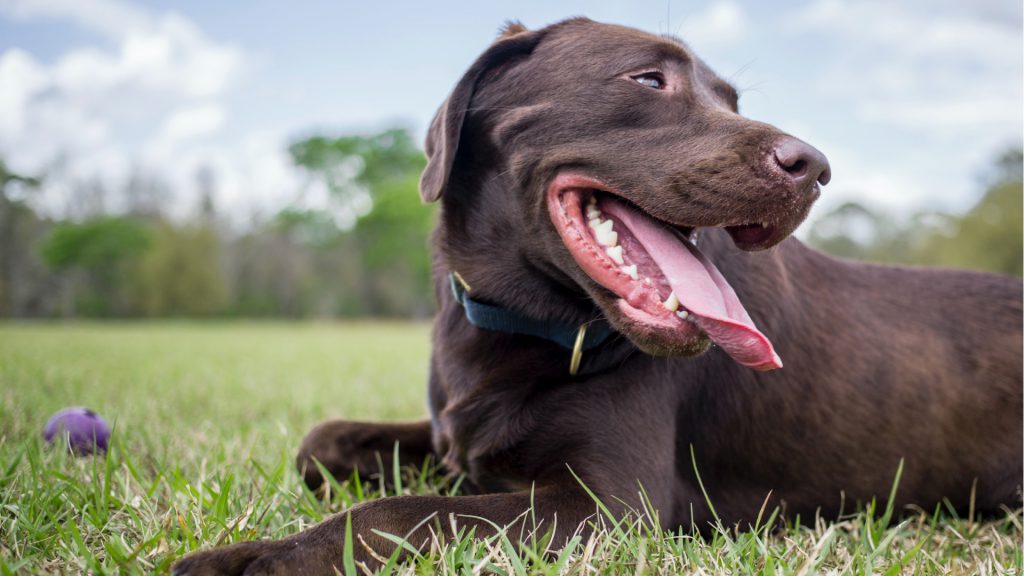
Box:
449;273;619;374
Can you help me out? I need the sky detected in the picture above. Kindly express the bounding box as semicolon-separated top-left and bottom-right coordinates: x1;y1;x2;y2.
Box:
0;0;1021;230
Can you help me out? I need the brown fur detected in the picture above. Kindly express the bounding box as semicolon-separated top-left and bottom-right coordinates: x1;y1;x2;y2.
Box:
175;18;1023;575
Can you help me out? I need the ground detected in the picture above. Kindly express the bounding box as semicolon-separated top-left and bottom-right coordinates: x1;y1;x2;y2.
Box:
0;323;1020;574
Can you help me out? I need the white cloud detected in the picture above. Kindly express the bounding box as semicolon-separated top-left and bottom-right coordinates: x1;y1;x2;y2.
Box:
771;0;1023;217
678;1;747;50
0;0;150;41
161;132;303;222
791;130;929;214
0;0;273;222
156;105;227;147
860;96;1022;131
0;48;47;137
41;14;240;100
793;0;1022;137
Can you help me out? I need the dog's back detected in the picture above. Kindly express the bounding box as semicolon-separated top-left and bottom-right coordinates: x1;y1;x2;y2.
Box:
686;235;1024;519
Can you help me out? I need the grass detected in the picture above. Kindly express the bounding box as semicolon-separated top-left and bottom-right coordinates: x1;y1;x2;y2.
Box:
0;322;1020;575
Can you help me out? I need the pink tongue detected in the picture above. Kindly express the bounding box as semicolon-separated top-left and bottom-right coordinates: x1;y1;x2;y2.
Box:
603;202;782;371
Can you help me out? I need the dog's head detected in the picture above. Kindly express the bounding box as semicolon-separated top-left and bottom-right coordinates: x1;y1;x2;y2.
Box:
423;18;830;371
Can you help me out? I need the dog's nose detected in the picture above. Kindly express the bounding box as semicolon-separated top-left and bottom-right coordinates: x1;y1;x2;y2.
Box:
772;137;831;188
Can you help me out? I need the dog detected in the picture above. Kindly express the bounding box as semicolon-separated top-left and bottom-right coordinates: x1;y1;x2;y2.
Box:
175;18;1023;575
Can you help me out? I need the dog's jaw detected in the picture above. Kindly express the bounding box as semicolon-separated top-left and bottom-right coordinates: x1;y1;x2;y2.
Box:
547;173;783;371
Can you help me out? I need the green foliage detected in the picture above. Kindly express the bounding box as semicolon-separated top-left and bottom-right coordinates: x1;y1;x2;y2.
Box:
273;208;343;247
914;180;1023;276
38;217;231;317
359;173;434;268
355;173;436;316
808;147;1023;277
289;129;425;189
131;223;228;316
0;161;50;316
39;217;152;316
807;202;932;264
286;128;435;317
1;127;438;319
40;217;151;271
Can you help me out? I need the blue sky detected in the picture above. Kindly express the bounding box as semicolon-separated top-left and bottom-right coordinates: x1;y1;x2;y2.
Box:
1;0;1020;229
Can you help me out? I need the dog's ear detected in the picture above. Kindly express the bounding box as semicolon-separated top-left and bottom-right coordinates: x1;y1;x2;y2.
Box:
420;25;540;203
498;20;529;38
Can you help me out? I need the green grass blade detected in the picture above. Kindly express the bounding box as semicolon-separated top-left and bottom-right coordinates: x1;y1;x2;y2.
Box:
343;512;357;576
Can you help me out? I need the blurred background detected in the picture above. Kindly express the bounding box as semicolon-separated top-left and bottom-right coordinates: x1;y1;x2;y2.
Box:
0;0;1020;320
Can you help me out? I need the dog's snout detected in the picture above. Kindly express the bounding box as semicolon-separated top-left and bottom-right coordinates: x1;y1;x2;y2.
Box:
772;137;831;188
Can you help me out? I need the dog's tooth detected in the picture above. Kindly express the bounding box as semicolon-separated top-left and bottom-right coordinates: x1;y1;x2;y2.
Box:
586;207;601;219
676;310;690;320
622;264;638;280
663;292;679;312
593;219;617;246
588;218;602;229
596;229;618;247
606;245;624;264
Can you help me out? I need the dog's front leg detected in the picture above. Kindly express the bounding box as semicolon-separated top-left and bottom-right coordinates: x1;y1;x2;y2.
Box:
172;484;599;575
296;419;436;491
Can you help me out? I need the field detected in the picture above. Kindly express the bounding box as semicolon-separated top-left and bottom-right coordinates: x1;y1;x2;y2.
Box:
0;323;1020;575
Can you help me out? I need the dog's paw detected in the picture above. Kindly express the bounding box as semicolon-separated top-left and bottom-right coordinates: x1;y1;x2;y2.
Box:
296;420;392;490
172;540;299;576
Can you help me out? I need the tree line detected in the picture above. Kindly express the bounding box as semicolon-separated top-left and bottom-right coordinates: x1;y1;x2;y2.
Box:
807;147;1022;276
0;129;435;318
0;132;1019;319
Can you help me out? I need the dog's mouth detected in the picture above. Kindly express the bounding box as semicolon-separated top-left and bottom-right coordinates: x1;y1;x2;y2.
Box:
547;173;782;371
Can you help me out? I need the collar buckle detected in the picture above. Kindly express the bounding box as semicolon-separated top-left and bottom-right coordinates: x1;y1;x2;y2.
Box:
569;324;587;376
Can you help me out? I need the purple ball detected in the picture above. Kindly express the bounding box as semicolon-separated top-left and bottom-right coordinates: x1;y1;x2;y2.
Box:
43;407;110;455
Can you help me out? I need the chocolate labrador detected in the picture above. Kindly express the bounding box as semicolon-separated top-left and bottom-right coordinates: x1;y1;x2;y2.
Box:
175;18;1023;575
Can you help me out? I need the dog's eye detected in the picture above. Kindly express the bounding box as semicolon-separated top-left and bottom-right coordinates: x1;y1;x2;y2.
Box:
631;72;665;90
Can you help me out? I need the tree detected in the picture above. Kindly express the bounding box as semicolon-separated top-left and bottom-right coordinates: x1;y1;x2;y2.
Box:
6;129;442;319
0;160;56;317
914;178;1022;276
807;147;1023;277
286;128;435;317
131;222;228;316
806;202;934;264
40;217;152;316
